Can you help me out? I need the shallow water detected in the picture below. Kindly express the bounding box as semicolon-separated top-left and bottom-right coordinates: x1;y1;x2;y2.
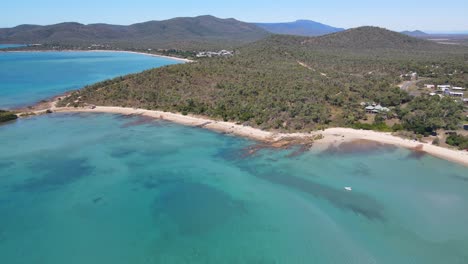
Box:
0;113;467;264
0;44;28;49
0;51;180;109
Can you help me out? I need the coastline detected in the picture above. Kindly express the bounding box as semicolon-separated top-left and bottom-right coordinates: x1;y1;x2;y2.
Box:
90;50;194;63
28;104;468;167
0;49;193;63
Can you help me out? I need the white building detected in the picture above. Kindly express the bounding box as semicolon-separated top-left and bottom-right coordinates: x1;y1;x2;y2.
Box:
438;85;451;89
452;87;466;91
196;50;233;58
449;92;464;97
424;84;435;89
365;104;390;114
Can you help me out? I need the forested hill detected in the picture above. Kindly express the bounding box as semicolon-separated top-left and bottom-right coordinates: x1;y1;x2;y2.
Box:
0;15;270;50
60;27;468;133
301;27;443;51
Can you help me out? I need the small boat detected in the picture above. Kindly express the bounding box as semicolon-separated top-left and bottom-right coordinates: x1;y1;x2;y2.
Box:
344;187;352;191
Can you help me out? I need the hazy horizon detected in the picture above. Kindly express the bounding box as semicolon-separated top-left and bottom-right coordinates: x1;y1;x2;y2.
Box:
1;16;467;35
1;0;467;33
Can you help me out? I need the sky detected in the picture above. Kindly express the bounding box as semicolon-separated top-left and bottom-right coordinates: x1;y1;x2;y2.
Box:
2;0;468;32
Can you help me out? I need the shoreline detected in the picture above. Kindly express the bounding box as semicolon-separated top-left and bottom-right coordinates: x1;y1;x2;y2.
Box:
26;105;468;167
0;49;193;63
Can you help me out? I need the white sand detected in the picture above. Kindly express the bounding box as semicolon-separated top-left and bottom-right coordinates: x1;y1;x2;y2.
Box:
46;105;468;167
318;128;468;166
89;50;193;63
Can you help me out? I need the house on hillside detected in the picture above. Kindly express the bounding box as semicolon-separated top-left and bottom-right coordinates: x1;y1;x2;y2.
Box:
219;50;233;56
365;106;375;114
196;50;233;58
438;84;451;89
440;88;450;94
424;84;435;89
365;104;390;114
401;72;418;81
452;87;466;91
449;92;464;97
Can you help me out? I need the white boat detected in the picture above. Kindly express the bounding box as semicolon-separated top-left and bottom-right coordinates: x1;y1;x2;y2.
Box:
344;187;352;191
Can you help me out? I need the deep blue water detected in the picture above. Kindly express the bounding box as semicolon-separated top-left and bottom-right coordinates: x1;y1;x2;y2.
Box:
0;51;180;109
0;113;467;263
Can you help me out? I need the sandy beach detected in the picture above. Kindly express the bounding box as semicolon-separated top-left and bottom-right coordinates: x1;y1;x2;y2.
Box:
6;50;466;166
90;50;193;63
28;105;467;167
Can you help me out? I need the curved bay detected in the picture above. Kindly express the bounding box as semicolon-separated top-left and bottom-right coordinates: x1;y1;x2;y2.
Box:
0;113;467;263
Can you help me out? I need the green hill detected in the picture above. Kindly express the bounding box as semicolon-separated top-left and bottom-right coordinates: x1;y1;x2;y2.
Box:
59;27;468;133
302;27;442;50
0;16;270;50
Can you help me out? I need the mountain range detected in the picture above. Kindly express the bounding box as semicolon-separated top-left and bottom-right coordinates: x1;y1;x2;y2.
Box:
0;15;269;50
1;15;465;50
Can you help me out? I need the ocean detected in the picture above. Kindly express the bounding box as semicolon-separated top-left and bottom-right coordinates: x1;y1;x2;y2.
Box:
0;51;467;263
0;113;467;263
0;51;180;109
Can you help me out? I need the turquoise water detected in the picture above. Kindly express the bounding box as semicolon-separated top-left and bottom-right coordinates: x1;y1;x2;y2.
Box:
0;44;28;49
0;113;467;263
0;51;180;109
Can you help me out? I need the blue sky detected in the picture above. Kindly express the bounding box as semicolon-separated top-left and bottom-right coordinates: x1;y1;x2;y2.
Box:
2;0;467;32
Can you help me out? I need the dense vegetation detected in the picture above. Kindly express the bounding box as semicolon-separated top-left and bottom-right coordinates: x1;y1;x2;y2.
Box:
0;110;18;123
59;27;468;133
446;134;468;150
399;96;464;135
0;16;269;50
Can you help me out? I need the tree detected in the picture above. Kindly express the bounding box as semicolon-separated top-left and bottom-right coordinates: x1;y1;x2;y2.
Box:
402;96;463;135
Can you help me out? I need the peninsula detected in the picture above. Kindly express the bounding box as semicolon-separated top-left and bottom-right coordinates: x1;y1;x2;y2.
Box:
45;27;466;159
4;20;468;164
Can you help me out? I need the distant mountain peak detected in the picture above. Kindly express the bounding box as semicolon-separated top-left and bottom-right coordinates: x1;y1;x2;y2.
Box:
401;30;429;37
294;19;328;24
254;20;344;36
